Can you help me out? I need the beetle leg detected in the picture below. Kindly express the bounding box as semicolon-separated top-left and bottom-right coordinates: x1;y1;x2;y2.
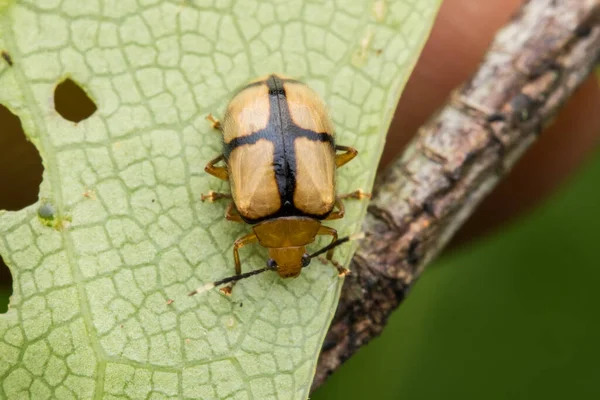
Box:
317;226;338;259
205;154;229;181
206;113;222;131
221;232;259;295
225;202;244;223
324;198;345;221
339;189;372;200
317;226;349;276
335;145;358;168
201;191;231;202
325;190;372;221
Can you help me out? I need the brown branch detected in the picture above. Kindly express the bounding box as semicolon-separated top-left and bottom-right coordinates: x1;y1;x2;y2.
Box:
313;0;600;390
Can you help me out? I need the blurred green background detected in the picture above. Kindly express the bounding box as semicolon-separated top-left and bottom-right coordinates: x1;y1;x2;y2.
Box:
313;149;600;399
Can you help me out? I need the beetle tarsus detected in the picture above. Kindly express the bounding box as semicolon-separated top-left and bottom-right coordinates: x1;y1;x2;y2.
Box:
340;189;372;200
318;256;350;276
330;258;350;276
219;285;233;296
201;191;231;202
206;113;222;130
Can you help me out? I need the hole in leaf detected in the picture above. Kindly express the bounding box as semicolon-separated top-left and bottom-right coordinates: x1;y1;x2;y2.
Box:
0;255;11;313
54;78;97;122
0;104;44;211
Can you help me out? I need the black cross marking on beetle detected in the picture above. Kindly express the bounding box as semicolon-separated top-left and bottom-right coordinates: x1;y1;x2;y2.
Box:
223;75;335;224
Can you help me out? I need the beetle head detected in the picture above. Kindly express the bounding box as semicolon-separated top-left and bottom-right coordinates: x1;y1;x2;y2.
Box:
268;247;309;278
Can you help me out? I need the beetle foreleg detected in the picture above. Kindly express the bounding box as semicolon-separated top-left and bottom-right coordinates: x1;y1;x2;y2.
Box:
317;226;338;259
222;232;259;295
317;226;349;276
205;154;229;180
335;145;358;168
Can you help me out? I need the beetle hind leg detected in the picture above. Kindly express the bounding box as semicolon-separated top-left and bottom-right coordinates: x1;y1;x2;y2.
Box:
225;203;244;223
205;154;229;181
335;145;358;168
324;198;345;221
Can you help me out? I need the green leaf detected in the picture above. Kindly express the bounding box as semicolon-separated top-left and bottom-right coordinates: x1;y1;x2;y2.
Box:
0;0;441;398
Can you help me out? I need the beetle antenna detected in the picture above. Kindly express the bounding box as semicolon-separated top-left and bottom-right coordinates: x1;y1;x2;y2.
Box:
189;232;366;296
188;266;275;296
309;232;366;259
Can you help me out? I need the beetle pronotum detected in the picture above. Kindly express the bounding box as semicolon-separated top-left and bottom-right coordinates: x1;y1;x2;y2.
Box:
190;74;370;295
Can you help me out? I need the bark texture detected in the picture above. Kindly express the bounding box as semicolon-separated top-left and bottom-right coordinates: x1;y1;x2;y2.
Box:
313;0;600;390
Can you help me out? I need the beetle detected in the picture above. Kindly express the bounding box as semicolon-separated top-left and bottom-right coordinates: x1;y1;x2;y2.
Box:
190;74;370;295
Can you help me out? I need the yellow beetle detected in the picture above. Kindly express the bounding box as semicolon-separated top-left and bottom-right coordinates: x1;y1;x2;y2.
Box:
191;74;369;295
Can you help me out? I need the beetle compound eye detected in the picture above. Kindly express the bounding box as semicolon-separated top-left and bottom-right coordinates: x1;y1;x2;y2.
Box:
267;259;277;269
301;254;311;268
